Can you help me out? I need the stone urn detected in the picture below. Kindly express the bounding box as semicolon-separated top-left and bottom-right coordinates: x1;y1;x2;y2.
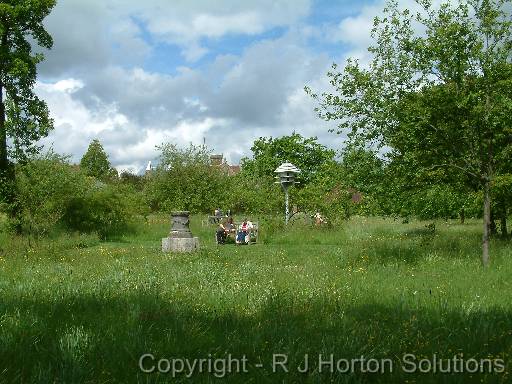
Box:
162;211;199;252
169;211;193;238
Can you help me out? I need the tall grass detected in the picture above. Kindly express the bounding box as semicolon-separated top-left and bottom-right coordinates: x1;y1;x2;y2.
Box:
0;215;511;383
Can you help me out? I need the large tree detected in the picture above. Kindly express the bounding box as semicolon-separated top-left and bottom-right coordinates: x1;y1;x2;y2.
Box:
241;133;336;185
80;139;117;181
144;143;230;213
308;0;512;266
0;0;55;211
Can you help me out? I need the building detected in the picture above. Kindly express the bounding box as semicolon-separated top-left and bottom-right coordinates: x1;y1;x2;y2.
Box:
210;154;240;176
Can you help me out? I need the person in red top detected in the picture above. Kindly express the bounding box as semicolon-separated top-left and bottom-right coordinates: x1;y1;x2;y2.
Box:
236;218;252;244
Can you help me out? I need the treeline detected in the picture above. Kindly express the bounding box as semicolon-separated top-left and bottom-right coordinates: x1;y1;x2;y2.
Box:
305;0;512;265
2;133;505;240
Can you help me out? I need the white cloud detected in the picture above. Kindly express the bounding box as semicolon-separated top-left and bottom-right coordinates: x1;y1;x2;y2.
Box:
36;22;345;170
40;0;312;68
135;0;311;61
38;78;84;93
38;0;437;171
334;4;379;48
36;79;140;166
36;77;237;173
325;0;443;68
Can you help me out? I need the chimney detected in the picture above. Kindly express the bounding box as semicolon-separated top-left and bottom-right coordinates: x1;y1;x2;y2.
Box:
210;154;223;166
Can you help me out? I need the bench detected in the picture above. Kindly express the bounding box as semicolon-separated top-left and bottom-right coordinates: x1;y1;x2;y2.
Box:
235;221;258;244
215;221;259;244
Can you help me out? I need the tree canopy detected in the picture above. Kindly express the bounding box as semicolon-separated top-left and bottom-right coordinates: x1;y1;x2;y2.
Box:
308;0;512;266
240;132;336;185
144;143;229;213
0;0;56;171
80;139;116;181
0;0;56;228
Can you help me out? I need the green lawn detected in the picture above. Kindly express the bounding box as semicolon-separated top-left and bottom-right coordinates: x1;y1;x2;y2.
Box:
0;215;511;383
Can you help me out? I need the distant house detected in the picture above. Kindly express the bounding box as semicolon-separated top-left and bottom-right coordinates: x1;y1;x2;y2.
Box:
327;185;363;204
227;165;240;176
210;154;223;167
210;154;240;176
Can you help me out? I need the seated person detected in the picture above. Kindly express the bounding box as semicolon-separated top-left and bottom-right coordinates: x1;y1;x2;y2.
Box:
216;217;235;244
314;212;326;226
236;218;253;244
212;208;223;224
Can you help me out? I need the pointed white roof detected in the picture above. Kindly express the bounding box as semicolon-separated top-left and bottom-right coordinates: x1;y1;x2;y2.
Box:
146;161;152;171
274;162;300;173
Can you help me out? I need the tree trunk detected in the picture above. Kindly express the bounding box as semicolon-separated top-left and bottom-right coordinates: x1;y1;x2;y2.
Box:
0;26;7;177
0;83;7;175
482;180;491;267
0;79;20;234
460;208;465;224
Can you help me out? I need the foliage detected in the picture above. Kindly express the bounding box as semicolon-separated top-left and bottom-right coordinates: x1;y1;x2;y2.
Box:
119;170;145;191
308;0;512;265
80;139;117;181
62;184;138;240
0;0;56;227
158;142;211;169
293;161;352;222
0;0;56;166
226;174;283;215
491;173;512;236
339;146;384;194
144;143;230;213
15;153;89;235
409;185;466;220
337;146;391;216
240;132;336;185
14;153;141;238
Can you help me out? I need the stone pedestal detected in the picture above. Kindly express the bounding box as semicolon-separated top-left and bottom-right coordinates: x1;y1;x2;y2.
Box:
162;211;200;253
162;236;199;252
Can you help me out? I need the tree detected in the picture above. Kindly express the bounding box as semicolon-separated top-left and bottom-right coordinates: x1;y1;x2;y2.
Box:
308;0;512;266
119;170;145;191
16;151;89;235
80;139;117;181
241;133;336;185
491;173;512;237
0;0;56;218
339;146;384;194
144;143;230;213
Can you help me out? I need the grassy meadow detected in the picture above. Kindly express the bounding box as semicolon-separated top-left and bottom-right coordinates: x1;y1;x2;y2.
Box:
0;214;511;383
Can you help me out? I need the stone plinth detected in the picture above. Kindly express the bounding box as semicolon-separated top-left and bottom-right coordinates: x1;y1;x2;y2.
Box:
162;237;199;252
162;211;200;253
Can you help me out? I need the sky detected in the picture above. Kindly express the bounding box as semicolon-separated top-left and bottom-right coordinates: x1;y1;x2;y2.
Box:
35;0;409;174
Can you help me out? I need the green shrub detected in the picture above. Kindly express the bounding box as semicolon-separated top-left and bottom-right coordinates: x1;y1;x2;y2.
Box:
0;209;7;227
15;153;141;238
15;153;90;235
62;184;136;239
226;175;282;215
144;144;231;213
258;215;285;243
294;181;351;224
409;185;474;220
